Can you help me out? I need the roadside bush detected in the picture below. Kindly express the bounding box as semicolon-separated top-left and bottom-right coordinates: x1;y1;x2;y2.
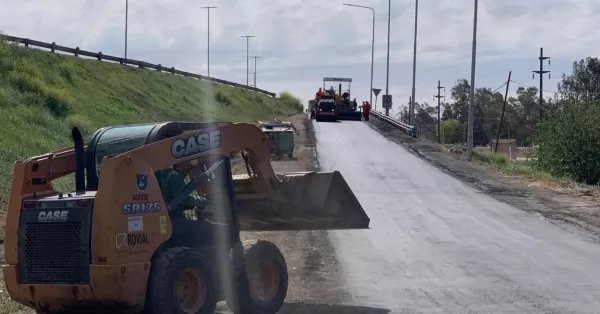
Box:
278;91;303;113
534;100;600;184
475;151;508;166
440;119;464;144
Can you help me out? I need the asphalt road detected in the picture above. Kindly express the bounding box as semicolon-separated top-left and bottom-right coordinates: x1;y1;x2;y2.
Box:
313;119;600;313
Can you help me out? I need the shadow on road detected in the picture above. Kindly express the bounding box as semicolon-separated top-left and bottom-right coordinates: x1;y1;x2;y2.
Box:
215;302;390;314
279;302;391;314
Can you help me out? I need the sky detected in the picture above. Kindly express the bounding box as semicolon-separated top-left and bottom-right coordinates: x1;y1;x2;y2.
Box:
1;0;600;115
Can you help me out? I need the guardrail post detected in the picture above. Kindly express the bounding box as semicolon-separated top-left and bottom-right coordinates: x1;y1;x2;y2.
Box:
23;39;29;48
138;63;144;69
170;67;175;74
50;42;56;53
74;47;80;57
97;52;102;61
156;64;162;71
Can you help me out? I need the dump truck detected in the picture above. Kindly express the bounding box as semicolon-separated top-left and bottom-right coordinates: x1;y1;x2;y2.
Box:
321;77;362;121
2;122;369;314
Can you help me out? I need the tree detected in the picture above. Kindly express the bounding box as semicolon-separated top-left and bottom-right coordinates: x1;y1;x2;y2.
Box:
449;79;470;122
558;57;600;102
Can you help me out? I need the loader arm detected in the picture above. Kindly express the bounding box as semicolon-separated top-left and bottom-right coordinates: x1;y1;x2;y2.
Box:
10;143;90;200
123;123;280;199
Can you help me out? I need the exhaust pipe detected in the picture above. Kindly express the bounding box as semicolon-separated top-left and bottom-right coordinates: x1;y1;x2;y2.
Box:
71;127;85;193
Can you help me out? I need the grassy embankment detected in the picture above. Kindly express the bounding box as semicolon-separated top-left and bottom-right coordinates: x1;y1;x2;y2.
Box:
0;40;301;313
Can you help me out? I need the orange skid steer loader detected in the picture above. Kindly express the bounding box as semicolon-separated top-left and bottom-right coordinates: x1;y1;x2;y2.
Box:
2;121;369;314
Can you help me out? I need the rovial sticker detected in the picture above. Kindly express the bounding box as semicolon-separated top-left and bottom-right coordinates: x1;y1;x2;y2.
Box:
128;216;143;232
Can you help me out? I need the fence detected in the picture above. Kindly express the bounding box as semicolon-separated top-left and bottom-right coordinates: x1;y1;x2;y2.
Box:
0;34;276;97
370;110;417;137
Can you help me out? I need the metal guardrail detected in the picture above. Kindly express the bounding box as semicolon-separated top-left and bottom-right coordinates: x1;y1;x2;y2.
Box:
0;34;276;97
370;110;417;138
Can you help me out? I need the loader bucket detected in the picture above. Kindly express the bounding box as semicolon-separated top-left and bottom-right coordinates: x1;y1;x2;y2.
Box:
234;171;370;231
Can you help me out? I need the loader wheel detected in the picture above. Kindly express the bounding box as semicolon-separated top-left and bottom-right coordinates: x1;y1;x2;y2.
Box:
227;240;288;314
146;247;217;314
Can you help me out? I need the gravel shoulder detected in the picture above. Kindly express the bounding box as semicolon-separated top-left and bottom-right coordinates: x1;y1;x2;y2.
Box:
367;116;600;243
229;114;363;313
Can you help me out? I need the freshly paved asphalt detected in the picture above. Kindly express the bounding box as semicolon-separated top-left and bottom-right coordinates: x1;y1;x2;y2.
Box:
314;119;600;313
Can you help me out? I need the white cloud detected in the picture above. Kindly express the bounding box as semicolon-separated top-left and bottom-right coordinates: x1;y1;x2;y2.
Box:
1;0;599;110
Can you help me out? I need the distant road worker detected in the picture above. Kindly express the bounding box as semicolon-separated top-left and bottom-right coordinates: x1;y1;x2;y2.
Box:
362;101;371;121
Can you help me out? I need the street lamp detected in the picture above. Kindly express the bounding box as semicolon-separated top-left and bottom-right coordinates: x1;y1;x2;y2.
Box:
240;35;255;86
124;0;128;59
201;6;217;77
343;3;375;108
467;0;479;161
409;0;419;124
385;0;391;116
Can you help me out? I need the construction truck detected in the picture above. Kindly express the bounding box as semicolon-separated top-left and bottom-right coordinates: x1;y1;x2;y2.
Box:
2;122;369;314
319;77;362;121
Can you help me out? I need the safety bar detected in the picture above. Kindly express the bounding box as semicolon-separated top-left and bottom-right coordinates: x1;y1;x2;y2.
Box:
369;111;417;138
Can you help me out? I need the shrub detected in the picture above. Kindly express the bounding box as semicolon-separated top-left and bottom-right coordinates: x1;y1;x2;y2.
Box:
475;151;508;166
534;100;600;184
278;91;303;113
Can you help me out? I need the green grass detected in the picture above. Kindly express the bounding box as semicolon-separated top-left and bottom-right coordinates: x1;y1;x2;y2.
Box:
0;40;301;205
473;151;554;180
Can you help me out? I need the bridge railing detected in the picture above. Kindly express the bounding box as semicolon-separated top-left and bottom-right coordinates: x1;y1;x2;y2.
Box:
370;110;417;138
0;34;276;97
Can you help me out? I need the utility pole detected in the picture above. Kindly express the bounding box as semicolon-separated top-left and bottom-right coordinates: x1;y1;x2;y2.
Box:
434;80;445;143
466;0;479;161
250;56;262;87
532;47;550;120
124;0;128;59
495;71;512;153
201;6;217;77
241;35;255;86
408;96;411;124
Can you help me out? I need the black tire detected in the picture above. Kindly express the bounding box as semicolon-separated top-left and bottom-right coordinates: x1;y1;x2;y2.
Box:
226;241;288;314
145;247;218;314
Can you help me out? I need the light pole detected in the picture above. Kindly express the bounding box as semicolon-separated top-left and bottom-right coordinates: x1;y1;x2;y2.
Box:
251;56;262;87
241;35;255;86
467;0;479;161
201;6;217;77
343;3;375;108
124;0;128;59
409;0;419;124
385;0;391;113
